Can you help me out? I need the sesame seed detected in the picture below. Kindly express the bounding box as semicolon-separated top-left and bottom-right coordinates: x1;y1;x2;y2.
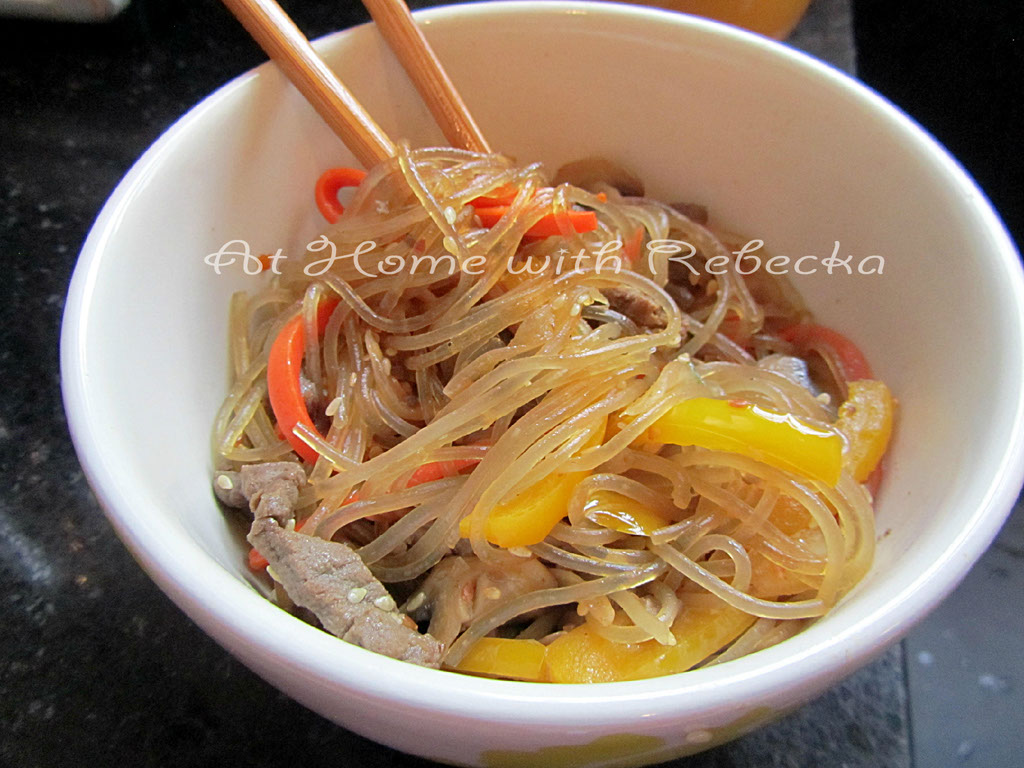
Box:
405;592;426;612
483;587;502;601
443;206;457;225
347;587;367;604
373;595;396;611
508;546;532;558
325;397;342;417
215;474;234;490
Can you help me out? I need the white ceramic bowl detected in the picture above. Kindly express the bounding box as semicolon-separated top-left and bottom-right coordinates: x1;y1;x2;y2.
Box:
61;3;1024;765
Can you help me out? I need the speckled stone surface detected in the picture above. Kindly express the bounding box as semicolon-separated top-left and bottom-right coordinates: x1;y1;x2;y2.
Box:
0;1;916;766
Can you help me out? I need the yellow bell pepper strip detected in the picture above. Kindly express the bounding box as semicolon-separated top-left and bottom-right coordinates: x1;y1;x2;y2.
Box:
835;379;894;484
447;637;547;681
769;495;814;536
543;594;755;683
583;490;672;536
459;420;606;548
749;551;813;598
543;624;621;683
461;470;586;548
645;397;843;487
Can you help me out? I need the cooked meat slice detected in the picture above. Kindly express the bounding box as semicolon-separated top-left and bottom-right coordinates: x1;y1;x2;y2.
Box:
407;555;557;647
225;461;443;667
553;156;645;197
668;201;709;225
213;472;248;508
249;516;443;667
601;285;668;331
213;470;247;508
213;462;305;516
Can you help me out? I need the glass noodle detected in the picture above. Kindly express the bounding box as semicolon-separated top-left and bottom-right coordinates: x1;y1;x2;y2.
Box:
211;145;884;681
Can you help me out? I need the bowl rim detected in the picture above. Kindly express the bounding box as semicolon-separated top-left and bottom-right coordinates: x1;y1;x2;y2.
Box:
61;0;1024;727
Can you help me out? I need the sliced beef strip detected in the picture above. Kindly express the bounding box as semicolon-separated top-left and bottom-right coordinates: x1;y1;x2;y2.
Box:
213;471;248;509
213;462;305;514
219;462;443;667
408;554;557;647
601;285;668;332
249;516;443;667
553;156;645;197
668;201;709;225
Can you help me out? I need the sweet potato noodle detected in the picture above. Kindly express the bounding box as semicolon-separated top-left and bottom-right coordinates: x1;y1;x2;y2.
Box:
210;144;890;683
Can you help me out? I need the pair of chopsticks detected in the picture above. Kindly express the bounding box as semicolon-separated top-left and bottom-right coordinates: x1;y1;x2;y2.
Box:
220;0;490;169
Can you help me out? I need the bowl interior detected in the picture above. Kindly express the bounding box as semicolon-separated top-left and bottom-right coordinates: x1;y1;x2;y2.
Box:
63;0;1024;744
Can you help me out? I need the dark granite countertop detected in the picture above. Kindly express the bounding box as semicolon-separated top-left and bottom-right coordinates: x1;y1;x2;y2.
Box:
0;2;1020;767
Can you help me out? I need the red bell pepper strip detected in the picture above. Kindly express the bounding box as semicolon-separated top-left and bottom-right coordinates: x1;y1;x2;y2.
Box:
315;167;368;224
267;299;489;470
779;323;874;385
864;464;884;497
314;169;599;238
469;187;607;209
467;184;520;208
248;546;268;572
267;297;341;464
622;226;644;265
405;458;481;486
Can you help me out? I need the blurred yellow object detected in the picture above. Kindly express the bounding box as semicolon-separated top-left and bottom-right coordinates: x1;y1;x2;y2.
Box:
543;594;755;683
836;380;895;483
449;637;547;681
620;0;813;39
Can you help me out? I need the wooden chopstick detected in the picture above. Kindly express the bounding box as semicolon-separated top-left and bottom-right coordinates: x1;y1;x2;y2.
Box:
222;0;396;168
361;0;491;154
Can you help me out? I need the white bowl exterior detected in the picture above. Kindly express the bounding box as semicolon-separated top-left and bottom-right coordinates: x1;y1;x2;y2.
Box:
61;3;1024;766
